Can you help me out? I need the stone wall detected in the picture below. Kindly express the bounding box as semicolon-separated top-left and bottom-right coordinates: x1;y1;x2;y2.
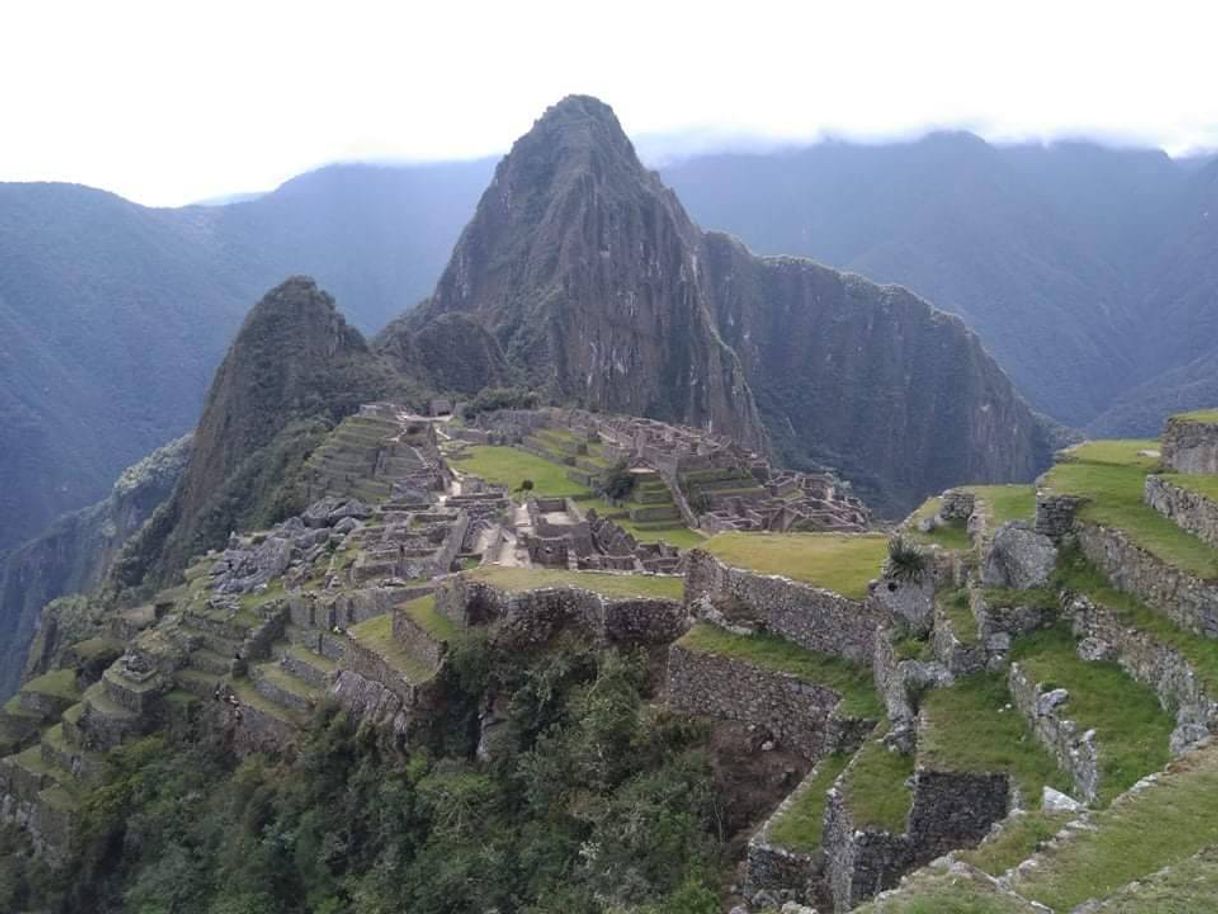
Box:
744;758;837;907
1008;662;1100;803
1066;594;1218;753
1145;475;1218;549
433;577;687;649
1035;491;1084;540
685;550;882;664
1162;416;1218;474
330;669;436;748
939;490;976;521
221;688;301;756
393;610;448;669
1077;523;1218;639
340;633;429;705
823;783;913;912
667;644;872;760
906;768;1010;861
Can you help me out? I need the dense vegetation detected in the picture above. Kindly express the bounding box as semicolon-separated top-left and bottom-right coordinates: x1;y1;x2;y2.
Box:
9;639;725;914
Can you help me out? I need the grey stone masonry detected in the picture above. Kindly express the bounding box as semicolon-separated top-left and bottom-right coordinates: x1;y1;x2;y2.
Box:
981;522;1057;590
1145;474;1218;549
824;774;914;911
939;490;976;521
667;643;874;760
1162;414;1218;474
685;550;883;665
433;576;687;648
744;758;836;907
1008;662;1100;803
1077;523;1218;639
1065;594;1218;753
1035;491;1085;540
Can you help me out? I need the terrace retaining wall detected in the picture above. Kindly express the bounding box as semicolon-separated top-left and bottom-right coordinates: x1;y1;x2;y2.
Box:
1162;416;1218;474
667;644;872;760
1008;662;1100;803
1145;475;1218;549
685;550;882;664
1077;523;1218;639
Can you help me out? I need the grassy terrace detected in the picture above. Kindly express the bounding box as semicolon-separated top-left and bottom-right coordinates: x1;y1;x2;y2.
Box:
402;595;460;642
464;565;684;600
841;733;914;832
1057;550;1218;696
1045;438;1218;580
348;615;435;684
1008;741;1218;910
959;809;1072;877
906;497;972;551
22;669;80;701
768;753;852;851
450;445;704;548
964;484;1036;525
702;532;888;600
1163;471;1218;503
1173;409;1218;424
1012;625;1173;803
919;673;1070;801
679;623;882;717
939;588;978;642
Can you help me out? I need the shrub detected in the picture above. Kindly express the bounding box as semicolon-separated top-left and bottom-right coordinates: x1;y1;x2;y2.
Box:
885;535;927;583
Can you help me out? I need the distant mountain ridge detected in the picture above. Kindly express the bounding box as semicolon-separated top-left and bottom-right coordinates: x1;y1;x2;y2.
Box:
0;160;493;555
660;134;1218;432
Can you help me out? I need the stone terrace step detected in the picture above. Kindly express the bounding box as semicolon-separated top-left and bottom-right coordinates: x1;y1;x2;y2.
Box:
188;646;236;676
275;643;338;690
177;624;244;658
175;668;223;699
250;661;321;715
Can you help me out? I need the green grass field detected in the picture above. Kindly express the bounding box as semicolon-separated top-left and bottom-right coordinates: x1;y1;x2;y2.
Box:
768;753;852;851
1163;472;1218;503
703;531;888;599
906;497;972;550
465;565;684;600
964;484;1037;525
1012;625;1173;803
918;673;1070;801
678;622;881;717
841;734;914;832
348;615;435;684
1172;409;1218;424
1045;441;1218;579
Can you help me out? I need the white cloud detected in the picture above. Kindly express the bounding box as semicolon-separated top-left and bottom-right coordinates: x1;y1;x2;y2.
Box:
2;0;1215;205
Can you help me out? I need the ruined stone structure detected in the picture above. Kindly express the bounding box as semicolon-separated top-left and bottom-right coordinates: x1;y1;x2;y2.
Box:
1161;414;1218;474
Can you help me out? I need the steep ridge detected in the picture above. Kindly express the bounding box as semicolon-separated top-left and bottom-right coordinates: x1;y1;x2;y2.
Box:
384;95;765;449
381;96;1051;513
0;436;191;698
112;278;409;590
0;161;490;556
700;233;1052;511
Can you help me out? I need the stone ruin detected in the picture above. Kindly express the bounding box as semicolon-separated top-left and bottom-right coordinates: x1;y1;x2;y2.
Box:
463;407;871;535
518;496;681;573
1161;412;1218;474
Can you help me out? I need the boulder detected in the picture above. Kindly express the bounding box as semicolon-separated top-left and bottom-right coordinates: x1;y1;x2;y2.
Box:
982;522;1057;590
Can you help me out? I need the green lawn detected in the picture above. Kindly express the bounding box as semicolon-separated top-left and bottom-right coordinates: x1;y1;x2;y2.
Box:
450;445;591;501
958;809;1072;876
906;497;972;551
918;673;1070;801
465;565;684;600
1045;446;1218;580
1009;742;1218;910
1060;439;1160;470
965;484;1036;525
768;753;852;851
403;595;461;642
940;588;978;643
678;622;882;717
1163;472;1218;503
1172;409;1218;424
1012;626;1174;803
1056;550;1218;697
348;615;435;684
841;734;914;832
703;532;888;599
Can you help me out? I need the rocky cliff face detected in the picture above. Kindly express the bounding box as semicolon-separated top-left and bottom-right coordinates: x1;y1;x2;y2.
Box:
114;277;407;589
381;96;1051;513
699;233;1053;510
381;96;765;448
0;435;191;698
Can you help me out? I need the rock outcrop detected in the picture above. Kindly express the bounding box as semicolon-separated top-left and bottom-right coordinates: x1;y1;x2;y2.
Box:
379;96;1052;514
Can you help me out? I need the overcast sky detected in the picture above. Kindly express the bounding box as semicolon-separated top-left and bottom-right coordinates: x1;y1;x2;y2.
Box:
3;0;1215;206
